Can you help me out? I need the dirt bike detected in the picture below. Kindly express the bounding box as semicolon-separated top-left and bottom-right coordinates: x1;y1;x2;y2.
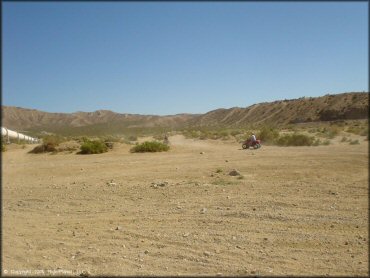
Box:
242;138;261;149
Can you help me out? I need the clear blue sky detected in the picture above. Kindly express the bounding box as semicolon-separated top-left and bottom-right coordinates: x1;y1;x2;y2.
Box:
3;2;368;115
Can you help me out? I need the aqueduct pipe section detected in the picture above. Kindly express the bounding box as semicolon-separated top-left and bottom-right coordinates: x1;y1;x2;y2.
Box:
1;127;40;144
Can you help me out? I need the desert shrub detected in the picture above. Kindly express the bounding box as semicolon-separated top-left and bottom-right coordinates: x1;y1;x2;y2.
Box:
102;136;122;143
56;141;81;152
258;127;279;144
346;124;368;136
29;142;58;153
41;134;66;146
235;133;250;143
230;130;243;137
327;127;340;138
153;134;165;140
130;141;170;153
219;130;229;138
216;168;223;173
318;126;340;139
1;141;6;152
276;133;314;146
322;139;331;145
359;128;368;137
79;140;108;154
349;139;360;145
128;135;138;141
341;136;348;142
73;136;89;143
182;130;201;139
29;135;65;153
312;138;321;146
234;134;244;143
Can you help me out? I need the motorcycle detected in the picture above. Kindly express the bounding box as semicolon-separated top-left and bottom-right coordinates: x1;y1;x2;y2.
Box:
242;138;261;149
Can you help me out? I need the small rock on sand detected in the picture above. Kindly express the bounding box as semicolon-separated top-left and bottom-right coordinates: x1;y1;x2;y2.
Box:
229;169;241;176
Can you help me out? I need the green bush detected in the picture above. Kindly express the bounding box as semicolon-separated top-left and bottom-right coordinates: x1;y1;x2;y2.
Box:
130;141;170;153
79;140;108;154
276;133;315;146
258;127;279;144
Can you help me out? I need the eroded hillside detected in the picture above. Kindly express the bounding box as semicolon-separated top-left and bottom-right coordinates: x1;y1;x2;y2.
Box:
2;92;368;135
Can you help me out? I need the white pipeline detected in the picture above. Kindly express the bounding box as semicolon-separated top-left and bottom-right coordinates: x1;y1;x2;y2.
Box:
1;127;40;144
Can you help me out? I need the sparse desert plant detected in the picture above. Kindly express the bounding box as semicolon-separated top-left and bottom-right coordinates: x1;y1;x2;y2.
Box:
341;136;348;142
349;139;360;145
346;124;368;136
276;133;314;146
258;126;279;144
73;136;89;143
41;134;66;146
153;134;165;140
322;139;331;145
219;130;229;139
130;141;170;153
182;130;201;139
29;135;66;154
1;141;6;152
359;128;369;137
29;142;58;154
56;141;81;152
211;178;236;186
230;130;243;137
216;168;223;173
102;136;122;143
79;140;108;154
312;138;321;146
127;135;138;141
318;126;340;139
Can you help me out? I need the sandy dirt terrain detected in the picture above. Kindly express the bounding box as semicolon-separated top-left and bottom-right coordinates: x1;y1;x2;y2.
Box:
2;135;368;276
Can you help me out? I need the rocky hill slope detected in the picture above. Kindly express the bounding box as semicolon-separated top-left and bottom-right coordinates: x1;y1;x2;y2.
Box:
2;92;368;135
190;92;368;128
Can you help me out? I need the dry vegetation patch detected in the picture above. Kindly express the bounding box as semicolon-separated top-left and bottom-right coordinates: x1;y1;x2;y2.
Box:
130;141;170;153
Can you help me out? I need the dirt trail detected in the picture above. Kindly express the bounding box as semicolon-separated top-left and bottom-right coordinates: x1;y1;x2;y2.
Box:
2;136;368;276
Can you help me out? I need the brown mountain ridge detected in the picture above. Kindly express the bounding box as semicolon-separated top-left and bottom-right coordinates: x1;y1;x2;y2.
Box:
2;92;368;135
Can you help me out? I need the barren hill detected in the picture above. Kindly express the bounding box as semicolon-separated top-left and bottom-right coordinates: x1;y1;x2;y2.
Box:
190;92;369;128
2;92;368;135
2;107;196;134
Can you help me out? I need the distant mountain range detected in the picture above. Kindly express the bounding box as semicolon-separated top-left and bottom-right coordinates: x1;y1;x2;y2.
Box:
2;92;368;136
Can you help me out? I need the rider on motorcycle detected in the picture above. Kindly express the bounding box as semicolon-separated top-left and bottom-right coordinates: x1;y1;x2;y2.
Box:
250;134;257;143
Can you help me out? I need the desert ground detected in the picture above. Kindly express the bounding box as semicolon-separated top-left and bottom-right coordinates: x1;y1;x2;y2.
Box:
2;135;368;276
